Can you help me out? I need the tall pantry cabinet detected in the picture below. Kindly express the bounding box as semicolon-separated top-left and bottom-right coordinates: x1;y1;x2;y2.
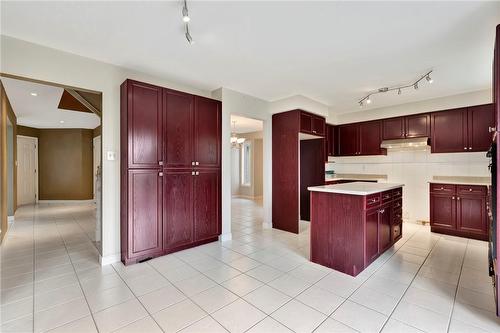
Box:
121;80;221;265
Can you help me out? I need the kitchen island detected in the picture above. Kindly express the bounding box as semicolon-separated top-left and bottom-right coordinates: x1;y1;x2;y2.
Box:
308;182;404;276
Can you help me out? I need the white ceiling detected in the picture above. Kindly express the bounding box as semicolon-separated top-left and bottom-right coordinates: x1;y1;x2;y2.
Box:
1;1;499;114
230;115;263;134
1;77;101;129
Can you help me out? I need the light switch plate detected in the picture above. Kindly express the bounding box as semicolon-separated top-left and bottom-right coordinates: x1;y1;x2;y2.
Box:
106;151;117;161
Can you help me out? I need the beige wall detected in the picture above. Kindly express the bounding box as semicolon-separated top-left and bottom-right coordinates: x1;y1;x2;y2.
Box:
38;129;94;200
232;131;263;199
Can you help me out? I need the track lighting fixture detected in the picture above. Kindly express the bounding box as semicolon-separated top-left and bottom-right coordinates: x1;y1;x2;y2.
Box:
182;0;190;22
358;70;433;107
182;0;194;45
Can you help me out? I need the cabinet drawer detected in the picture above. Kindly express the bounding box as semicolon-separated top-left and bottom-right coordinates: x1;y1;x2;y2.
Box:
457;185;487;196
430;183;455;194
365;193;381;209
392;188;403;199
381;191;392;203
393;199;402;210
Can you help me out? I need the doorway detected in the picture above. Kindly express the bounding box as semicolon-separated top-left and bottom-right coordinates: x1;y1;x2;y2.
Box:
17;135;38;206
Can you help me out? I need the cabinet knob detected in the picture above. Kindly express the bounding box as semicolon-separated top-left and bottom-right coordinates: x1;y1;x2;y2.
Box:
469;188;472;192
192;161;195;166
469;147;472;150
195;161;200;166
463;147;467;150
192;171;195;175
158;161;164;166
452;196;455;200
457;197;461;201
159;172;163;177
489;126;497;133
195;171;200;176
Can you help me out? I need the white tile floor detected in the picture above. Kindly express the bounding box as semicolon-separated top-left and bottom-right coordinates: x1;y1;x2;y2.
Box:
2;199;500;332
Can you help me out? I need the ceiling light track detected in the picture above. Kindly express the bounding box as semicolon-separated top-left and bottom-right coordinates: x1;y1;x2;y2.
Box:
182;0;194;45
359;70;433;107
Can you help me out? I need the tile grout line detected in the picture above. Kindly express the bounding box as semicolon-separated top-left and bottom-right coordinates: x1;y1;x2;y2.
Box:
445;239;469;333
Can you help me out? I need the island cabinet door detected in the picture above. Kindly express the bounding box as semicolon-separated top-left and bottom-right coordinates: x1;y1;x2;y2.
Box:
378;204;392;252
430;193;456;230
365;208;379;264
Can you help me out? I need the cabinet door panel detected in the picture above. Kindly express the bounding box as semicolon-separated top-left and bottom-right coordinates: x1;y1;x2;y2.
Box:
163;171;193;250
300;113;312;133
431;108;467;153
359;121;382;155
379;204;391;252
194;169;220;241
194;97;221;168
365;208;379;263
405;114;430;138
127;82;163;168
457;196;487;235
430;194;456;229
382;117;405;140
468;104;495;152
165;90;194;168
337;124;359;156
127;170;163;258
326;124;335;158
312;116;325;136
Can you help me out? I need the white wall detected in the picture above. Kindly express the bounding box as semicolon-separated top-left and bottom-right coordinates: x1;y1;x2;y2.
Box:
333;89;492;124
1;35;213;263
270;95;331;119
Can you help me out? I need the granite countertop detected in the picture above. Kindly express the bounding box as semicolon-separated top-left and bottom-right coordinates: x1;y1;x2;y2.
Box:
325;173;388;182
429;176;491;186
308;182;404;195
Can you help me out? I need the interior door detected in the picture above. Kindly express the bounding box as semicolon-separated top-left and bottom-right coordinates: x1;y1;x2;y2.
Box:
194;169;220;241
164;90;194;168
17;136;37;206
127;169;163;259
127;81;163;168
457;195;487;235
194;96;221;168
163;170;194;250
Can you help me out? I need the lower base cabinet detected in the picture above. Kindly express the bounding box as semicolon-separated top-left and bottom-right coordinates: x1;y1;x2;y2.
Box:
122;168;221;265
430;183;488;240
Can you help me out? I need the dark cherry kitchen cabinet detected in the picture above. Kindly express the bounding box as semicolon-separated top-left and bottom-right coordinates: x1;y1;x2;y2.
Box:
431;105;494;153
163;170;193;250
325;124;335;160
337;121;385;156
365;208;379;263
121;79;221;265
194;169;221;241
195;96;221;168
378;203;392;252
273;110;325;234
125;81;163;169
382;114;430;140
430;183;488;240
467;104;495;152
164;90;194;169
300;111;325;136
124;170;164;263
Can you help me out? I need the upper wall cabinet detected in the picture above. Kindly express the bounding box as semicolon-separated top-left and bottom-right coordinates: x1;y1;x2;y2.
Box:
431;104;494;153
382;114;430;140
337;121;385;156
125;81;163;169
325;124;335;160
300;111;325;136
194;96;221;168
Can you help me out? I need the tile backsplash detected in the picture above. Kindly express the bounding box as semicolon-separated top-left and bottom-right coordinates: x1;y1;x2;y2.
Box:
327;148;490;223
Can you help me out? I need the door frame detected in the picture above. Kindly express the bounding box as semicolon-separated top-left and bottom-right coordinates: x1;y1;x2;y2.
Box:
93;135;101;200
17;135;39;205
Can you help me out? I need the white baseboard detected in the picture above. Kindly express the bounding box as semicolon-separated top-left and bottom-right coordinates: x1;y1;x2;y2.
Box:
7;216;14;223
219;233;232;242
37;200;95;204
262;222;272;229
99;253;121;266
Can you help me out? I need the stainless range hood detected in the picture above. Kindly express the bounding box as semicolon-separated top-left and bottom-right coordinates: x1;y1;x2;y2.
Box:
380;137;429;150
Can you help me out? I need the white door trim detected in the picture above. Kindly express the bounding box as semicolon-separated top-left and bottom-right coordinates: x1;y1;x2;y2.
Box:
17;135;38;204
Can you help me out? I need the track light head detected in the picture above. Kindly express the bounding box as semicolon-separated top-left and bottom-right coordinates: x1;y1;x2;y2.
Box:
182;0;190;22
366;97;372;104
426;74;433;84
185;30;194;44
398;88;402;95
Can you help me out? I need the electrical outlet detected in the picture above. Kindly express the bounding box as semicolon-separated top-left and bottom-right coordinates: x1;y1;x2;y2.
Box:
106;151;117;161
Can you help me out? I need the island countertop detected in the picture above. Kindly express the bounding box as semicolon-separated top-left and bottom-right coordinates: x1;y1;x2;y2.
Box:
308;181;405;195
